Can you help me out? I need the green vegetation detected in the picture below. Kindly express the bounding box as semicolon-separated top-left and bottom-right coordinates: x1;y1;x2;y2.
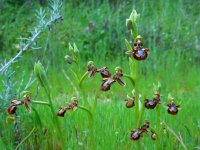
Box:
0;0;200;149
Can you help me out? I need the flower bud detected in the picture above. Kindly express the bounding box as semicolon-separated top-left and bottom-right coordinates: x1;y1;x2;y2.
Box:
129;9;140;22
126;19;132;30
68;43;74;52
34;61;50;93
65;55;73;64
73;43;79;53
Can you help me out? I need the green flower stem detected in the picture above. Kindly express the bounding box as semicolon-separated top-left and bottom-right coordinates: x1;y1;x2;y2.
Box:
79;71;90;107
78;71;94;147
78;105;93;118
123;74;135;87
156;106;161;149
46;92;65;147
31;100;50;106
79;71;89;87
129;58;140;126
15;127;36;150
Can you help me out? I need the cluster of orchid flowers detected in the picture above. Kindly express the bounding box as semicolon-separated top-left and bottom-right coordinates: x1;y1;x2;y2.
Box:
125;35;180;141
87;61;125;91
5;33;181;144
130;121;156;141
57;97;78;117
125;89;180;114
5;93;79;118
145;92;180;115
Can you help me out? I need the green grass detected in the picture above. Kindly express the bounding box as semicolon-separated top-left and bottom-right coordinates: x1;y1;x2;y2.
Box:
0;0;200;149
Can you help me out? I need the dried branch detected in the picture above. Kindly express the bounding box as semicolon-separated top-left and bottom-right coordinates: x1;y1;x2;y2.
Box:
0;0;63;74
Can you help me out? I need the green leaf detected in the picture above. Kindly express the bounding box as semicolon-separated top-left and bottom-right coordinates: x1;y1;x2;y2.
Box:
34;61;50;94
132;21;138;40
6;116;15;124
125;39;132;51
129;57;138;80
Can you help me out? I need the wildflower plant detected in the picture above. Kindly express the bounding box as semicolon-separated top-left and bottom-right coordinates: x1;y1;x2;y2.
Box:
3;3;185;149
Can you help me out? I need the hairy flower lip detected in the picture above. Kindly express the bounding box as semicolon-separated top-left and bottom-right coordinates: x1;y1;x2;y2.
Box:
130;129;141;140
125;98;135;108
167;101;180;115
130;121;150;141
144;99;157;109
101;78;115;91
6;105;17;114
144;94;160;109
57;98;78;117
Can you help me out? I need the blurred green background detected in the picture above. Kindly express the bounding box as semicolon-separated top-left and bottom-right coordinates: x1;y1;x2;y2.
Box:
0;0;200;149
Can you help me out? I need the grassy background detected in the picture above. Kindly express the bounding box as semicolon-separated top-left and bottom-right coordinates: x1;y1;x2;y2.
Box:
0;0;200;149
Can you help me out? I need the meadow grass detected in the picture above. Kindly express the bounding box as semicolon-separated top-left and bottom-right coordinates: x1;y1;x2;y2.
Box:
0;0;200;149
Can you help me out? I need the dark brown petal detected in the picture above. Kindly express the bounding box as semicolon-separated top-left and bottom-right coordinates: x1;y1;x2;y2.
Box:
6;105;17;114
57;107;67;117
25;101;31;112
116;77;126;86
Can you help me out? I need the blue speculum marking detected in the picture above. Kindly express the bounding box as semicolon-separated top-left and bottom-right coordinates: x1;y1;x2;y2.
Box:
170;106;176;111
138;49;144;56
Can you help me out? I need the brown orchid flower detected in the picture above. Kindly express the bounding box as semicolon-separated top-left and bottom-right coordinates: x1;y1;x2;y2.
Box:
125;89;135;108
130;128;142;140
87;61;97;78
6;94;31;114
101;67;125;91
130;121;150;141
57;97;78;117
57;106;69;117
87;61;112;78
126;35;150;60
144;93;161;109
151;131;156;141
167;100;180;115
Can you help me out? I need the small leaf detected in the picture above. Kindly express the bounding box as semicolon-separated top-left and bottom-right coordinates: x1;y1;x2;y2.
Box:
68;43;73;51
132;21;138;39
6;116;15;124
125;39;132;51
73;43;79;53
129;57;138;80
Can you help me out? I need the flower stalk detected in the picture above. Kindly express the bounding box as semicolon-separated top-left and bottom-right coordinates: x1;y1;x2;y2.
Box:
34;61;64;147
78;71;94;146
